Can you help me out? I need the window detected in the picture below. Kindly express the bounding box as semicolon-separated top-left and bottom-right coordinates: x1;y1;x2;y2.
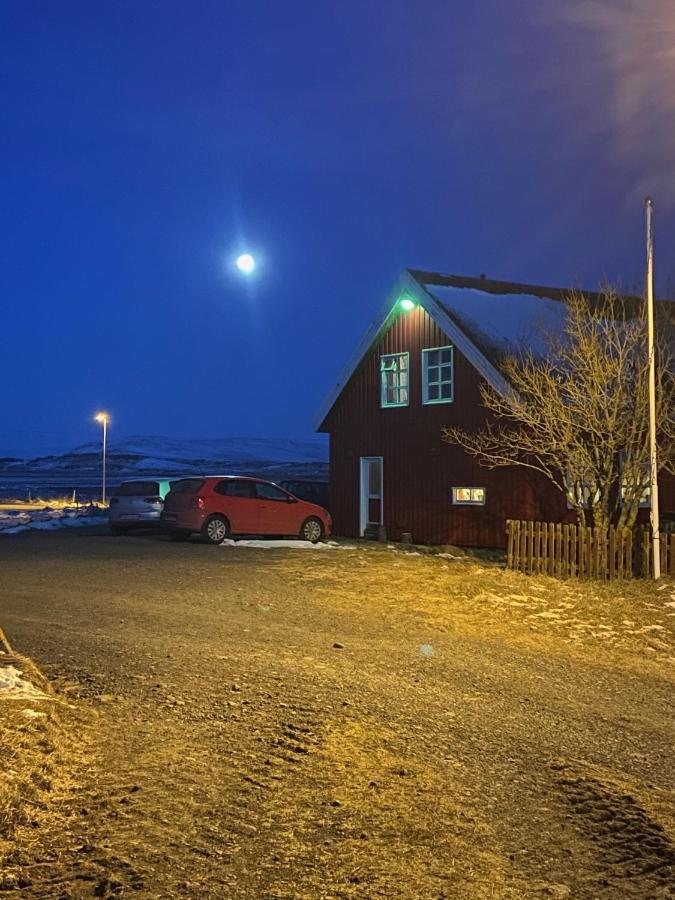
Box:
114;481;160;496
170;479;205;494
621;481;651;508
619;452;651;508
255;482;290;502
380;353;409;407
214;479;254;497
422;346;453;404
564;471;600;509
452;487;485;505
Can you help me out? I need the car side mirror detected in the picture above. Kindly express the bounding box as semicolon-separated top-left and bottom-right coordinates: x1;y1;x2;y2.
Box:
287;495;298;503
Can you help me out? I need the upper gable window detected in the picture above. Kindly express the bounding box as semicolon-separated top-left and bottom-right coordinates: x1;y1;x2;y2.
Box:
380;353;409;407
422;346;453;404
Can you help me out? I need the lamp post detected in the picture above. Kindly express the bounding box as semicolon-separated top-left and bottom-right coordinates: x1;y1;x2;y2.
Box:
645;198;660;579
94;412;110;506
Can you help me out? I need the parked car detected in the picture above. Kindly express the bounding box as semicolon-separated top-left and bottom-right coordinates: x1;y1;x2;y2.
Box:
279;479;330;510
109;479;175;535
161;476;332;544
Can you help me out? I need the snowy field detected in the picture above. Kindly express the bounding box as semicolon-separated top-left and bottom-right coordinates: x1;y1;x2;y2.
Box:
0;505;106;535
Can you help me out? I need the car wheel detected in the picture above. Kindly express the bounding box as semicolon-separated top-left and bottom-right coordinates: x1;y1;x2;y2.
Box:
300;516;323;544
168;529;190;542
201;515;229;545
111;525;127;536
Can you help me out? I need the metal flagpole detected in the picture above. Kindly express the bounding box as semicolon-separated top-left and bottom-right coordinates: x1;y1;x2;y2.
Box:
645;197;661;579
102;416;108;506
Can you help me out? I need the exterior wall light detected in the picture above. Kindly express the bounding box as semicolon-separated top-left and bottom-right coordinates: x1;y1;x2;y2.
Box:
399;297;416;311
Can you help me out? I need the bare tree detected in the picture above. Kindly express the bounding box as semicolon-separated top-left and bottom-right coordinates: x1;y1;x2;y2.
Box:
442;291;675;531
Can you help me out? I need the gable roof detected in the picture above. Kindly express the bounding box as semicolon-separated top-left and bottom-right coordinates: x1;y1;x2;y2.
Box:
314;268;670;432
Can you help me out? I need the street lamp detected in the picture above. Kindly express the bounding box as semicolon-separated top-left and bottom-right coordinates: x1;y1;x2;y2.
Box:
94;412;110;506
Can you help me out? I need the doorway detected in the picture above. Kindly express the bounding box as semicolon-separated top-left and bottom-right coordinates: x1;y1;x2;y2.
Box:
360;457;383;536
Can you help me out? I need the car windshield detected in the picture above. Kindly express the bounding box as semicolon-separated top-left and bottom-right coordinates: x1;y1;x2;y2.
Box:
170;479;205;494
114;481;160;496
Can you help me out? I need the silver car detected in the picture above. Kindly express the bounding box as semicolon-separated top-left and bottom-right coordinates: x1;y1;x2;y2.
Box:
108;479;175;535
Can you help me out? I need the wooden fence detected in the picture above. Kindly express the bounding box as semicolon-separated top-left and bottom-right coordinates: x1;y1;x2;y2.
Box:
506;520;675;579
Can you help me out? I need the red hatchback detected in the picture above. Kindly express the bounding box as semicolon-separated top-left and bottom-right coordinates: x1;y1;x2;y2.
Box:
161;476;332;545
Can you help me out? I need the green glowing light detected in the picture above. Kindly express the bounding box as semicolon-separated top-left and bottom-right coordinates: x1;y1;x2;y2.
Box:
399;296;416;311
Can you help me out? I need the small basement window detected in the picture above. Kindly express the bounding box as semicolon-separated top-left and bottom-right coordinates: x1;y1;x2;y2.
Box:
422;346;453;404
380;352;409;407
452;487;485;505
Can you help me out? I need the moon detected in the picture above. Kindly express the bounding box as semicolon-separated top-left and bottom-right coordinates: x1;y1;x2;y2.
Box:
236;253;256;274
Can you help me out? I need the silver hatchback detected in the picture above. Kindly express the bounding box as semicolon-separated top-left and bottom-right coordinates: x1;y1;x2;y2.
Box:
108;479;175;535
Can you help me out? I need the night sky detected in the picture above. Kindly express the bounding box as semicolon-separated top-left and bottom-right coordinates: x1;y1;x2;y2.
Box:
2;0;675;455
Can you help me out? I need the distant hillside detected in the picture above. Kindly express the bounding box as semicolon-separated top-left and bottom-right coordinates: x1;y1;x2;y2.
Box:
69;436;328;465
0;436;328;480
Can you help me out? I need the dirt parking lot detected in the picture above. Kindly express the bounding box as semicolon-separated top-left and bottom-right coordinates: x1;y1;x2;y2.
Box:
1;527;674;899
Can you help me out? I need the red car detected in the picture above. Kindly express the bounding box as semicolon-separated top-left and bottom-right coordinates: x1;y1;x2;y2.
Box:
161;476;332;545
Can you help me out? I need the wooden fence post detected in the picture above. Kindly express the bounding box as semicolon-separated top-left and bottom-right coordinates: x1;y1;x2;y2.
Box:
608;526;615;581
513;519;521;572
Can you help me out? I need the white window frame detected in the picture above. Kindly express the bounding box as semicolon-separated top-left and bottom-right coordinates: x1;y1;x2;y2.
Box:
422;345;454;405
452;487;486;506
618;451;651;508
564;470;600;510
380;352;409;408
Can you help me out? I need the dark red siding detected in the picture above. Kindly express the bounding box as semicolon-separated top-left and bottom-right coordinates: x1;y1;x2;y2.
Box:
320;305;674;548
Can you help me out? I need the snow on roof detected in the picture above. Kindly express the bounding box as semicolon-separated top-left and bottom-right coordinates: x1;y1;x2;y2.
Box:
424;284;567;358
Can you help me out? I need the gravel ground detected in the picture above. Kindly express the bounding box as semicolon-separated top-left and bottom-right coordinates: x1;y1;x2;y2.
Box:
0;527;674;899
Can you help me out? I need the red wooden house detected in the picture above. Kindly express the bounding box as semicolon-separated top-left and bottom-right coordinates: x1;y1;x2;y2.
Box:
315;269;674;548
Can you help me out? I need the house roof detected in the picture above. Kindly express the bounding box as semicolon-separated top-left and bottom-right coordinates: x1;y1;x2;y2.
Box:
314;268;672;432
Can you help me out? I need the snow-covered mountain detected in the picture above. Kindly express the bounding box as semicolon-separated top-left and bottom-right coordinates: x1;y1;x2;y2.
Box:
0;435;328;478
69;435;328;466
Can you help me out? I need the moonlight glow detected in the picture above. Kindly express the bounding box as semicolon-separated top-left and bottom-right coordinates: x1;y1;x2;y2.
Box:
236;253;256;274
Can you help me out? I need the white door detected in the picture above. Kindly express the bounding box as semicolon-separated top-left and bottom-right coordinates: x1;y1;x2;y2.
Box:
360;457;383;536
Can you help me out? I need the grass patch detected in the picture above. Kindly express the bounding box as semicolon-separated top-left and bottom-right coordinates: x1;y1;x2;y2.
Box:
0;634;79;890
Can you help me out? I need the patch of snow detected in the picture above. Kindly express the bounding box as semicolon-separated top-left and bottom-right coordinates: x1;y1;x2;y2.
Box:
0;666;47;700
0;506;105;535
220;539;342;551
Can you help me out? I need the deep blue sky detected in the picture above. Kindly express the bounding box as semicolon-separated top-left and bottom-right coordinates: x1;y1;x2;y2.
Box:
2;0;675;455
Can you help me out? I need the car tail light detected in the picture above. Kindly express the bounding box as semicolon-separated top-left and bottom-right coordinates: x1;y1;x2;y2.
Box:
144;496;164;504
190;496;206;510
